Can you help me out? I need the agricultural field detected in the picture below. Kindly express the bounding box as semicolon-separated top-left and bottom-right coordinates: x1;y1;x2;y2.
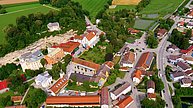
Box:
72;0;108;18
0;3;54;44
134;19;155;30
112;0;141;5
108;5;136;12
0;0;38;5
141;0;184;16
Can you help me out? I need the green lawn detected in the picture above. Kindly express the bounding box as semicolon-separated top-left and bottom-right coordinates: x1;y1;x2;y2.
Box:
134;19;155;30
72;0;108;18
141;0;184;16
0;3;54;45
108;5;136;12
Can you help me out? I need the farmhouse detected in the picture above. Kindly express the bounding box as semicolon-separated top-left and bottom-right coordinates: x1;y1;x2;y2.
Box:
136;52;154;70
110;82;131;100
35;71;52;88
19;50;44;72
132;69;145;84
47;22;61;32
120;51;136;68
115;96;134;108
46;95;100;107
44;48;64;65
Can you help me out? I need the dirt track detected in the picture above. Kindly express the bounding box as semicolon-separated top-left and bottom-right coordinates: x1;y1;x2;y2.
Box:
0;0;38;5
112;0;141;5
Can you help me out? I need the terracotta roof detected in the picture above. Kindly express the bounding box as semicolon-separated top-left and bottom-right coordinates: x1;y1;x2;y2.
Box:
86;32;96;41
52;41;80;53
49;77;68;95
117;96;134;108
147;80;155;89
136;52;154;70
147;93;156;99
178;21;185;26
182;56;193;61
104;61;114;69
185;70;193;76
46;95;100;105
133;69;142;79
112;82;130;96
74;35;83;40
119;67;129;71
120;51;135;65
188;11;193;16
157;29;167;37
128;28;140;34
5;105;26;108
72;58;100;71
0;80;7;90
11;96;23;102
177;61;191;70
180;45;193;54
101;87;109;105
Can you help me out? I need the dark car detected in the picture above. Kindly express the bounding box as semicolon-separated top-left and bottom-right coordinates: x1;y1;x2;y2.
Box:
159;69;161;71
166;104;168;107
163;90;165;93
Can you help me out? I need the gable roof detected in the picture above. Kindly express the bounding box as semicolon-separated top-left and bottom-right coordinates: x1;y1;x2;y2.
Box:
120;51;135;65
181;78;192;84
112;82;131;96
52;41;80;53
133;69;142;79
0;80;7;90
136;52;154;70
116;96;133;108
157;29;167;36
147;93;156;99
49;77;68;95
180;45;193;54
147;80;155;89
185;70;193;76
72;58;100;71
74;35;83;40
101;87;109;105
46;95;100;105
177;61;191;70
20;50;44;62
104;61;114;69
86;32;96;41
171;72;185;78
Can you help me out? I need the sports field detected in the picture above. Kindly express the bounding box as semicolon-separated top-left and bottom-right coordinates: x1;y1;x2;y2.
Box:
72;0;108;18
0;0;38;5
141;0;184;16
0;3;54;44
112;0;141;5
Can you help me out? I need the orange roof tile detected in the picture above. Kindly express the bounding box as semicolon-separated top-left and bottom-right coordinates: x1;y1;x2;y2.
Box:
188;11;193;16
46;95;100;104
11;96;23;102
136;52;154;70
50;77;68;95
74;35;83;40
117;96;134;108
104;61;114;69
52;41;80;53
133;69;142;79
86;32;96;41
72;58;100;71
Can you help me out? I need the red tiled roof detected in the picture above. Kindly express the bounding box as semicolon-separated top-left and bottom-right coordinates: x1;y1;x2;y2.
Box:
74;35;83;40
0;80;7;90
128;28;140;34
180;45;193;54
72;58;100;71
188;11;193;16
157;29;167;37
52;41;80;53
147;93;156;98
50;77;68;95
136;52;154;70
101;87;109;105
133;69;142;79
117;96;134;108
86;32;96;41
104;61;114;69
11;96;23;102
46;95;100;104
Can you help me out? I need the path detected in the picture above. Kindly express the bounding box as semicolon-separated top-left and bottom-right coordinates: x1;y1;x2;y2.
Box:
20;87;30;105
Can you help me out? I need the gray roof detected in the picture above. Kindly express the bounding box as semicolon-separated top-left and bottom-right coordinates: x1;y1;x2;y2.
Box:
20;50;44;62
146;52;154;66
112;82;131;96
147;80;155;89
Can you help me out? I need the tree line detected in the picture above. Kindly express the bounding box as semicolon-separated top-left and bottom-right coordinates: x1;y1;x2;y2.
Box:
0;1;88;57
0;5;7;14
136;0;151;12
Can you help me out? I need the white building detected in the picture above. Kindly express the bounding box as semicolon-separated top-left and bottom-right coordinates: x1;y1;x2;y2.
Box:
167;44;180;53
170;72;185;82
180;78;192;87
132;70;144;85
19;50;44;72
82;32;99;49
182;55;193;65
167;55;182;65
47;22;61;32
110;82;131;100
35;71;52;88
147;80;155;94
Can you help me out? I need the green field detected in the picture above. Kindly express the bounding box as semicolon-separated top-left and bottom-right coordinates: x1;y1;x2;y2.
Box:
0;3;54;44
141;0;184;16
72;0;108;18
134;19;155;30
108;5;136;12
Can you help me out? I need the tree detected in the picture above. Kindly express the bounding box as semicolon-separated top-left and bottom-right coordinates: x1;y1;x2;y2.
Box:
105;53;113;61
172;96;181;108
49;64;60;80
63;54;72;64
146;35;158;48
40;58;46;66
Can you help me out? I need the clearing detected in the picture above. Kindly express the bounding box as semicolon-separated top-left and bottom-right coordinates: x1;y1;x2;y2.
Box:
0;0;38;5
0;2;54;45
72;0;108;18
141;0;184;16
112;0;141;5
134;19;155;30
